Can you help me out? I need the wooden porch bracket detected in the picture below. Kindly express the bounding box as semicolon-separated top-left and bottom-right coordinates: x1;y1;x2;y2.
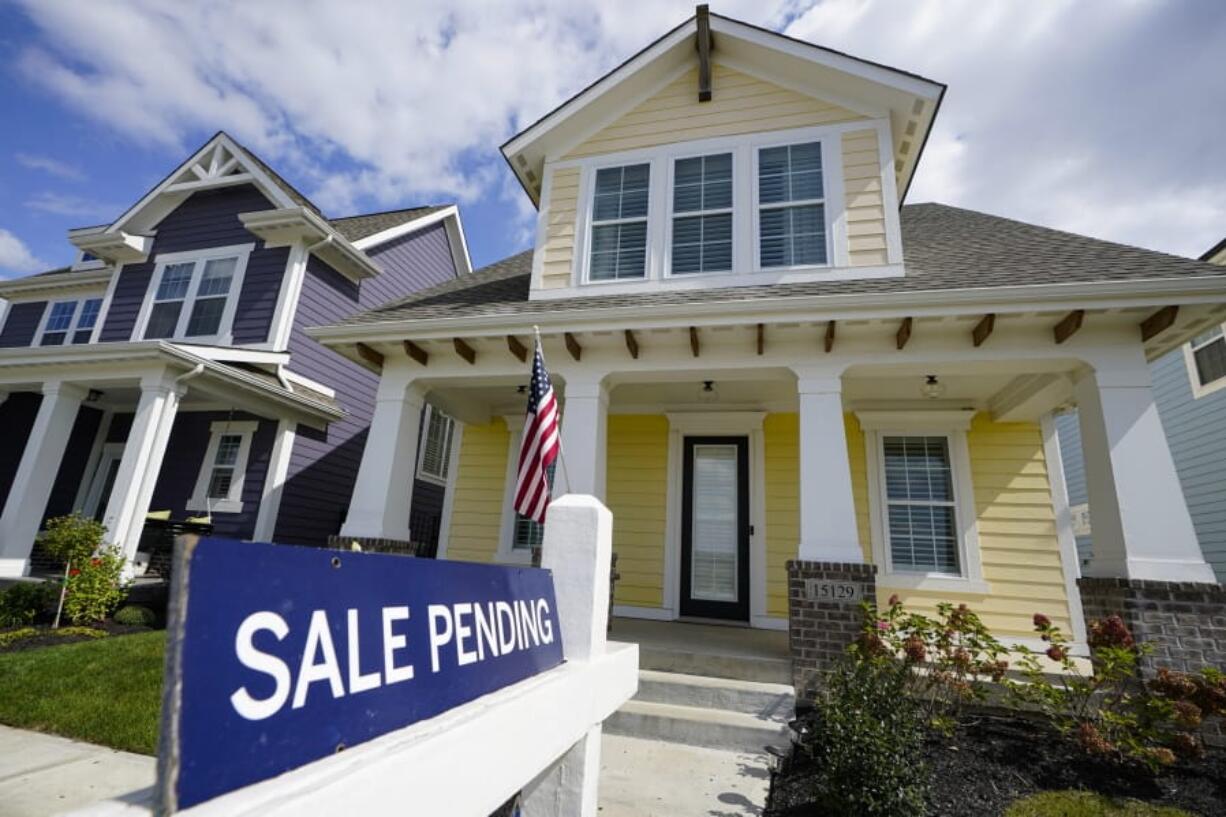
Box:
972;313;995;347
507;334;528;363
1053;310;1084;344
564;332;582;362
689;326;700;357
696;4;712;102
403;340;428;367
824;320;836;353
1140;305;1178;342
756;323;765;355
356;343;384;369
896;317;913;350
453;337;477;365
625;329;640;360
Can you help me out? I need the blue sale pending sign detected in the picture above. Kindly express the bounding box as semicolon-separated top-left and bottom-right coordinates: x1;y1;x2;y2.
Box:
157;538;565;812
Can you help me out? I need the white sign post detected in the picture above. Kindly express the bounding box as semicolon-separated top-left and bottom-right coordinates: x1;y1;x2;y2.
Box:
69;494;637;817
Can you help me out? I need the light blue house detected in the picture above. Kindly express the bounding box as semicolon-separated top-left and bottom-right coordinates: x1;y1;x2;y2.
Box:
1058;237;1226;582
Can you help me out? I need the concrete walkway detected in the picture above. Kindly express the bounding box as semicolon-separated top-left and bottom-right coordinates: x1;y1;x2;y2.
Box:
0;726;154;817
0;727;766;816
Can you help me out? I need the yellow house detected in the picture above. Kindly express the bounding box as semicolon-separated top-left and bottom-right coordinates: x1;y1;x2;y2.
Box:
312;9;1226;687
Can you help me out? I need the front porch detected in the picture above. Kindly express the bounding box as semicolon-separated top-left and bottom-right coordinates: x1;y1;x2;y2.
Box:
0;342;340;577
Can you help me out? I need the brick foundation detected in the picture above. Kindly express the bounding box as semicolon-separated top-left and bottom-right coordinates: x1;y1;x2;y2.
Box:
325;535;425;557
787;560;877;695
1078;577;1226;676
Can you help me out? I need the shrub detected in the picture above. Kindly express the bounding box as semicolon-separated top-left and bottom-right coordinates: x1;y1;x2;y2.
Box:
0;582;52;626
1148;666;1226;759
857;596;1009;733
113;605;157;628
1008;614;1180;770
0;627;38;648
61;547;129;625
54;626;108;640
39;513;107;567
801;654;930;817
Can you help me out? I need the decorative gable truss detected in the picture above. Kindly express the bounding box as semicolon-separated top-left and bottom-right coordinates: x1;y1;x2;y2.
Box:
166;139;254;195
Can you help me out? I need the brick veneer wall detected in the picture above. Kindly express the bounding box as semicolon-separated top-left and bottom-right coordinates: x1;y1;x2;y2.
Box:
1078;577;1226;676
787;560;877;695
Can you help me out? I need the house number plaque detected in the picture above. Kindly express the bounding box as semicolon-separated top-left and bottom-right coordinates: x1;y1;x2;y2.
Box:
804;580;860;602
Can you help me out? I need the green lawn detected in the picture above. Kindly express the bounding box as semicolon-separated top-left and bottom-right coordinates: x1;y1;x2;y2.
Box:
0;630;165;754
1006;791;1194;817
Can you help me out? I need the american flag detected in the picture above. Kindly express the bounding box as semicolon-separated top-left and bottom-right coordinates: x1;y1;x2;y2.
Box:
513;338;560;524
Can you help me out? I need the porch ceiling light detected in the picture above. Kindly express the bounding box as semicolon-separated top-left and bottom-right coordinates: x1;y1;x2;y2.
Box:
86;389;104;403
921;375;945;400
699;380;719;403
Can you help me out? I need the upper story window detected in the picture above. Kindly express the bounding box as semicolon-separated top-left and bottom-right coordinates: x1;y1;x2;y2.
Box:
1186;324;1226;397
135;244;253;344
37;297;103;346
589;163;650;281
671;153;733;275
417;405;456;484
757;141;826;268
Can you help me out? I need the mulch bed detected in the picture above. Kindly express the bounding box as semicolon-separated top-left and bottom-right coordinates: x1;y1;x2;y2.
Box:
767;713;1226;817
0;621;153;653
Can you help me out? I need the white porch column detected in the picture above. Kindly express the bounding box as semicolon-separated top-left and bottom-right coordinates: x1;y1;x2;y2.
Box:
555;375;609;501
252;419;297;542
1075;360;1215;583
795;374;863;563
340;364;425;541
0;382;85;577
101;372;183;566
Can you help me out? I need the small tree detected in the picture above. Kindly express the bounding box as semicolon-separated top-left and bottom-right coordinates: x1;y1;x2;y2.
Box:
38;514;128;626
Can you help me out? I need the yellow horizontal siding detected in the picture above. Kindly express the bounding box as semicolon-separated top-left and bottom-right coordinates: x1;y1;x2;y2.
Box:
606;415;669;609
539;166;580;290
565;63;864;159
445;418;509;563
841;128;888;267
878;415;1074;641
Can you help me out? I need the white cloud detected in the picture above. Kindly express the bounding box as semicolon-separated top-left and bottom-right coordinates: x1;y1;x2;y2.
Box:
0;229;47;276
11;0;1225;258
27;192;118;221
16;153;86;181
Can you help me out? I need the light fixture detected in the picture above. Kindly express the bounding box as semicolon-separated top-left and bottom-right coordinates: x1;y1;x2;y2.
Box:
86;389;104;403
921;375;945;400
698;380;719;404
516;384;527;394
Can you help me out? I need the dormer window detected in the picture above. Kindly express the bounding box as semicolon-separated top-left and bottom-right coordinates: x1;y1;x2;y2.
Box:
589;164;650;281
36;297;103;346
757;141;826;268
135;244;252;344
671;153;733;275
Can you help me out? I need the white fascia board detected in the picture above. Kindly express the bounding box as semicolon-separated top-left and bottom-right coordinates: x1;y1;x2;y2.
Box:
170;344;290;366
240;207;381;282
0;269;113;298
306;274;1226;345
70;231;154;264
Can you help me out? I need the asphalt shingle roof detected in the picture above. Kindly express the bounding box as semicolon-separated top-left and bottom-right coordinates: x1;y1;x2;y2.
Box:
328;205;452;242
332;203;1226;328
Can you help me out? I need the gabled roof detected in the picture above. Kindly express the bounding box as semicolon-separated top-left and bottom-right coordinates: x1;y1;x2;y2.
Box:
1202;236;1226;264
500;9;945;207
329;205;453;242
319;204;1226;329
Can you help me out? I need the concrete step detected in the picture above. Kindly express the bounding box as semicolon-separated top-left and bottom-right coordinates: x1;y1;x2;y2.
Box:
638;645;792;685
635;670;794;720
605;700;790;754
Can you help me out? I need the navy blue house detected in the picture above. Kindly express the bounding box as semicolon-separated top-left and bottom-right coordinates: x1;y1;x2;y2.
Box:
0;133;467;577
1057;237;1226;583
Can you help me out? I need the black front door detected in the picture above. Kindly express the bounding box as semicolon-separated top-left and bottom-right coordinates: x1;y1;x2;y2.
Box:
680;436;750;621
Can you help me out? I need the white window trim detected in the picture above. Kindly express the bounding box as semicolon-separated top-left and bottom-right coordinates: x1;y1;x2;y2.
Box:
187;420;259;514
132;243;254;345
858;410;989;594
1183;322;1226;399
33;296;105;346
496;415;535;565
416;404;455;486
566;121;863;296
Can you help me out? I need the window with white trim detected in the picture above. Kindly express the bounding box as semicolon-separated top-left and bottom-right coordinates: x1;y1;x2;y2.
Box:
417;405;455;483
588;163;650;281
138;245;251;342
187;420;258;514
671;153;733;275
1188;325;1226;389
881;435;959;574
757;141;827;268
37;297;103;346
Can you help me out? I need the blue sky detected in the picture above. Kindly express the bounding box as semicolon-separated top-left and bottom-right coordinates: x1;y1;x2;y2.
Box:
1;0;1224;279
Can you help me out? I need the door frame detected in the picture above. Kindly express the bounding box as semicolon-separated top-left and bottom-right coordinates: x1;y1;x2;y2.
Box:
82;442;125;520
659;412;773;629
680;435;750;621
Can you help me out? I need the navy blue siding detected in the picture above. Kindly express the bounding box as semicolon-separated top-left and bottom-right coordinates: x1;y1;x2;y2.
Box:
44;407;104;520
0;393;41;510
107;413;133;443
98;185;285;344
148;411;276;540
273;223;457;546
0;302;47;347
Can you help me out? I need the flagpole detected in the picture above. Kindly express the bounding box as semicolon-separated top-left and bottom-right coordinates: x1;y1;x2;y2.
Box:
534;325;573;495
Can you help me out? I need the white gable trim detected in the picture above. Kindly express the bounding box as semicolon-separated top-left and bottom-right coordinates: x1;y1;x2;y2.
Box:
352;205;474;277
